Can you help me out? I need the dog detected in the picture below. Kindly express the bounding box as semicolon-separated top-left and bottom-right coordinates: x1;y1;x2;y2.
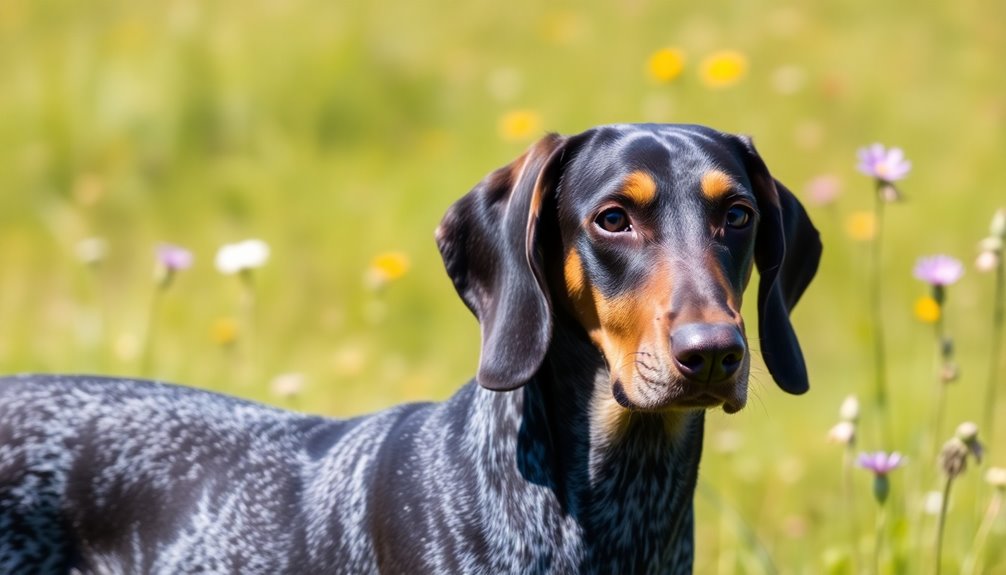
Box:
0;123;821;574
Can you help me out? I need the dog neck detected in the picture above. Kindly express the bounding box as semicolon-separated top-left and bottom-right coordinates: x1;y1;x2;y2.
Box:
505;324;705;565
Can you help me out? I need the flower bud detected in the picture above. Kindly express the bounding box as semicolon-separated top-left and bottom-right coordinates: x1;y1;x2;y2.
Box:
986;467;1006;489
980;236;1004;254
878;183;901;203
991;208;1006;239
939;438;969;479
827;421;856;446
976;250;1000;273
873;474;891;504
956;421;979;442
940;362;959;384
839;395;860;422
955;421;983;463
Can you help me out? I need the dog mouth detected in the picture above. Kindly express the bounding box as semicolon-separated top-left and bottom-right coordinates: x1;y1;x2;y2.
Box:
612;379;746;414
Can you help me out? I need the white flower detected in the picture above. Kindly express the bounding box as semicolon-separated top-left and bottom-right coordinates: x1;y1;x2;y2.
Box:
827;421;856;445
922;490;944;516
215;239;270;275
269;372;305;399
839;394;860;422
976;251;999;273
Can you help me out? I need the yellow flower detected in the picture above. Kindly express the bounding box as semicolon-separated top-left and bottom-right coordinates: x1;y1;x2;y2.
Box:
211;317;238;346
498;110;542;142
914;296;941;324
366;251;410;289
647;48;686;83
844;211;876;241
700;50;748;89
372;252;410;280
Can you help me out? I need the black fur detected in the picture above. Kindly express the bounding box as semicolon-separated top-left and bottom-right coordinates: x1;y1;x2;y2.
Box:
0;124;821;574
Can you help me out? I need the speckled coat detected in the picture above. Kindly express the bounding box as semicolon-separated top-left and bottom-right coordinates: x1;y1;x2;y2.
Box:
0;124;820;574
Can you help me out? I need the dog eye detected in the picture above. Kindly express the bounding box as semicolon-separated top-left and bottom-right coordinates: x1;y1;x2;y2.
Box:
725;205;752;229
595;208;631;233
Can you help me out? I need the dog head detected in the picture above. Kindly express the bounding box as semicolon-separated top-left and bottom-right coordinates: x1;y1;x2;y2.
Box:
437;124;821;415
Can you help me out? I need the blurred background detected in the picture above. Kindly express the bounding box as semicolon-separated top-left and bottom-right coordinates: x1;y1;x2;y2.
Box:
1;0;1004;571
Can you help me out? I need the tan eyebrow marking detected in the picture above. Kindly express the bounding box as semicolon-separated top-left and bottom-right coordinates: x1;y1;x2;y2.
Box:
700;170;736;200
620;171;657;205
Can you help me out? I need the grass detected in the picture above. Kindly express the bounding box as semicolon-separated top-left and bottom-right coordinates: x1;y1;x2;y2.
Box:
1;0;1005;571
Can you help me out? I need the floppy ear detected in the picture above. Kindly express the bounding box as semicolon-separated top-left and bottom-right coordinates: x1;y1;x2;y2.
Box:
738;136;823;395
436;134;569;391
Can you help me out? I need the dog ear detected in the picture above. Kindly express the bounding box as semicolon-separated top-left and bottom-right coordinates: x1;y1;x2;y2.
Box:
436;134;569;391
738;136;823;395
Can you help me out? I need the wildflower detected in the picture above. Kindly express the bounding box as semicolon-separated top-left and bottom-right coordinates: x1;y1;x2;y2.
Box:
211;317;239;346
827;421;856;445
365;251;410;291
914;296;941;323
215;239;270;275
829;394;859;445
839;395;860;422
155;243;193;288
964;466;1006;574
976;209;1005;274
498;110;541;142
858;451;904;504
856;144;911;184
914;255;964;288
939;422;983;479
935;423;984;573
805;174;841;207
857;144;910;202
922;490;944;516
75;237;108;267
991;208;1006;238
844;211;876;241
976;249;1000;273
986;467;1006;489
699;50;748;88
858;451;905;476
157;244;193;271
270;372;305;400
647;47;686;83
979;209;1006;441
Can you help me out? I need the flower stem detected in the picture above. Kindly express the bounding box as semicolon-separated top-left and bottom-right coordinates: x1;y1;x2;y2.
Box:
239;270;258;386
961;490;1003;575
930;308;948;458
140;289;163;375
844;447;861;572
874;502;886;575
983;258;1005;439
870;187;892;447
935;475;955;575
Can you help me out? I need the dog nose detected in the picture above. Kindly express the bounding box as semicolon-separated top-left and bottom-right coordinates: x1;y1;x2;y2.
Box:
671;323;746;383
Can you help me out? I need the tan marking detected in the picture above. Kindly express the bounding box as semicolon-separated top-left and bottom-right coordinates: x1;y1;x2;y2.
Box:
589;264;673;402
592;395;630;441
564;250;587;299
621;171;657;205
700;170;735;200
564;251;699;433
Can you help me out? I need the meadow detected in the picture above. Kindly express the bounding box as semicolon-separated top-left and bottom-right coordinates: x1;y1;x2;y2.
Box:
1;0;1005;572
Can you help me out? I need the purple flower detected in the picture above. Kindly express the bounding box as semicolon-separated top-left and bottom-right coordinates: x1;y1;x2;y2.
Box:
857;144;911;183
857;451;905;475
157;244;194;271
914;255;964;286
